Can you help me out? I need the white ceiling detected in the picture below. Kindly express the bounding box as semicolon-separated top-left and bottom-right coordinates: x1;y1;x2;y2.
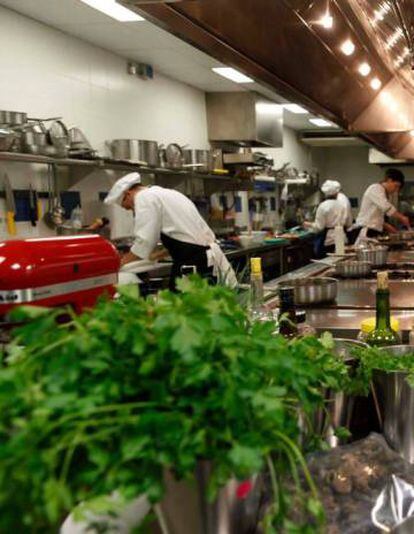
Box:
0;0;339;131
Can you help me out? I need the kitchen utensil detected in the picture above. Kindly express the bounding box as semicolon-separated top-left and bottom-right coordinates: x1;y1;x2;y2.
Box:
0;110;27;126
3;173;16;236
28;185;38;227
68;126;93;153
165;143;183;168
373;345;414;463
356;246;388;266
325;260;372;278
48;120;70;157
278;277;338;305
0;127;17;151
43;165;65;229
107;139;159;166
183;149;216;171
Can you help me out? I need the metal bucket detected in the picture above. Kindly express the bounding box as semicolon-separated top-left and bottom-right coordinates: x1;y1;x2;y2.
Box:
373;345;414;463
313;338;366;447
158;463;263;534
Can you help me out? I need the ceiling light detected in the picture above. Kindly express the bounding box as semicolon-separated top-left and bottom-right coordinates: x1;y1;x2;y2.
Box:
386;28;403;49
340;39;355;56
282;104;309;114
309;118;333;127
79;0;144;22
318;11;333;29
410;130;414;137
370;77;382;90
358;62;371;76
212;67;254;83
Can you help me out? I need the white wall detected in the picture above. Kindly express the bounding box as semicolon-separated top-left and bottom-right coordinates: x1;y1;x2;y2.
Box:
257;126;313;171
0;5;209;239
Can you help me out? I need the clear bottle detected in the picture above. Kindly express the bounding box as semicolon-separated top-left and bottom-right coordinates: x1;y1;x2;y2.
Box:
249;257;269;322
334;225;345;256
278;286;298;339
366;272;400;347
70;205;83;229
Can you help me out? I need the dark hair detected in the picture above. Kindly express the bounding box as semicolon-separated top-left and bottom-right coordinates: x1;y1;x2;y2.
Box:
384;168;405;186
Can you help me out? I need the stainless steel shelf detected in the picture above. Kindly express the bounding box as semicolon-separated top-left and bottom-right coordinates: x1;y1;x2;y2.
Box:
0;151;251;185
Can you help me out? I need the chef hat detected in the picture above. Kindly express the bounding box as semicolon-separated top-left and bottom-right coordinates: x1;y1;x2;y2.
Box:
321;179;341;197
104;172;142;205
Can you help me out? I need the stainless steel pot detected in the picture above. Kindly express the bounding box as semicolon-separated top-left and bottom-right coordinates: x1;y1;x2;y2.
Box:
107;139;160;166
278;277;337;305
165;143;183;168
335;260;372;278
183;149;215;171
0;110;27;126
356;246;388;266
0;128;17;151
373;345;414;463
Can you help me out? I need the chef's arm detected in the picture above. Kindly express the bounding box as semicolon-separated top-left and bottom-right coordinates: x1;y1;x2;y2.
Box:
383;222;398;234
390;211;411;229
121;250;141;266
120;247;169;266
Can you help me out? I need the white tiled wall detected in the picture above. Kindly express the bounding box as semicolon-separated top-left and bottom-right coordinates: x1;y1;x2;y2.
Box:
0;5;209;239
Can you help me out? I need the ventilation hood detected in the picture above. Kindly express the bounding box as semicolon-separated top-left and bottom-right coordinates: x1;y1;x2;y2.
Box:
206;92;283;148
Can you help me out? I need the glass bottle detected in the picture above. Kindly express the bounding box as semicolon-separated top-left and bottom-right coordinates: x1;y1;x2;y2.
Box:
249;257;270;322
366;272;400;347
278;286;298;339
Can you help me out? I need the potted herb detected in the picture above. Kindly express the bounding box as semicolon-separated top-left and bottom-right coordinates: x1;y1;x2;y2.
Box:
0;277;349;533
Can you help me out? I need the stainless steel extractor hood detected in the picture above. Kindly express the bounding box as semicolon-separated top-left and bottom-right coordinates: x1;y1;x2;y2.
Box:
206;92;283;148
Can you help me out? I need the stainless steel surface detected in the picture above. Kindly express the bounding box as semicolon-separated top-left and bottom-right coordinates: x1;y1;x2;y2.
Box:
183;149;216;171
335;260;372;278
165;143;183;168
159;463;262;534
206;92;283;147
392;516;414;533
278;277;337;305
107;139;159;166
0;128;17;151
0;110;27;126
356;246;388;266
374;345;414;463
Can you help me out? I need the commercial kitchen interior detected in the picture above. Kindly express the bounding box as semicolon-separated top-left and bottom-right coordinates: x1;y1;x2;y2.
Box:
3;1;414;533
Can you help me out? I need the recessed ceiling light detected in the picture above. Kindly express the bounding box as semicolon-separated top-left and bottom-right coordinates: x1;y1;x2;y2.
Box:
370;77;382;90
309;118;333;127
340;39;356;56
318;11;333;29
79;0;144;22
282;104;309;114
212;67;254;84
358;62;371;76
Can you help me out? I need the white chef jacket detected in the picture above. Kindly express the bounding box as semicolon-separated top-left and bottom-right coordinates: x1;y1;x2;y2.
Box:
337;192;353;228
310;199;348;246
356;183;396;232
130;186;237;286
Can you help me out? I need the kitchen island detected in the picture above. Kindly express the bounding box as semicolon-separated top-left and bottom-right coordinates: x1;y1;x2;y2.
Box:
265;249;414;341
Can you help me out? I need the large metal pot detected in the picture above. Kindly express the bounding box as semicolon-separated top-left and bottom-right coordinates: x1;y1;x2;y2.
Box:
314;338;366;447
183;149;216;171
0;128;18;151
335;260;371;278
278;277;337;305
356;246;388;266
0;110;27;126
107;139;160;166
373;345;414;463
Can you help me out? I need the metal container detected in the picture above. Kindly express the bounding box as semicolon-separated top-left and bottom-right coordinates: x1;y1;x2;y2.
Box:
373;345;414;463
158;463;263;534
314;338;366;447
0;110;27;126
107;139;160;166
0;128;17;151
183;149;215;171
278;277;337;305
356;246;388;266
335;260;372;278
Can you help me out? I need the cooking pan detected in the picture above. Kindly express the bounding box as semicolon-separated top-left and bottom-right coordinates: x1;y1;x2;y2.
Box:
356;246;388;266
312;259;372;278
278;277;337;305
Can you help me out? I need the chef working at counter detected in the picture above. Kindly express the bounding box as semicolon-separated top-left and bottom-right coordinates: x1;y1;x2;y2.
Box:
352;168;410;244
104;173;237;290
304;179;352;258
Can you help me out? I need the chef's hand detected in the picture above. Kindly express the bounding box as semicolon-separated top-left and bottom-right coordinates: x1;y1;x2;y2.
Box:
400;215;411;229
120;251;140;266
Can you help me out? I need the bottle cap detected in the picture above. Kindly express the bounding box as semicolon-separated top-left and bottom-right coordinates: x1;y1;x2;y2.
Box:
360;317;400;334
377;271;389;290
250;257;262;274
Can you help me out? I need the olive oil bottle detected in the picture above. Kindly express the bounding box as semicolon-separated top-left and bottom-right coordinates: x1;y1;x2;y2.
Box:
278;286;298;339
366;272;399;347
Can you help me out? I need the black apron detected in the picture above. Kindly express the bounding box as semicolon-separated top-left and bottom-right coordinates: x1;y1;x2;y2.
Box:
161;233;215;291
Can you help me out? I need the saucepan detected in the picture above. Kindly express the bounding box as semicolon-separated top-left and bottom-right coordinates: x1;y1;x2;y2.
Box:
312;259;372;278
356;246;388;266
278;277;338;305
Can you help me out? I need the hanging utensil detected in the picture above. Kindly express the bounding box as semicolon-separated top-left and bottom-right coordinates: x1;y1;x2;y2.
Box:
3;173;16;236
29;185;38;227
43;164;64;229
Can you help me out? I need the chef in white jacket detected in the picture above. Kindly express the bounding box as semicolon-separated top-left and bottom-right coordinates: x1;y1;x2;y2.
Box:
304;180;350;257
354;168;410;244
104;173;237;290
